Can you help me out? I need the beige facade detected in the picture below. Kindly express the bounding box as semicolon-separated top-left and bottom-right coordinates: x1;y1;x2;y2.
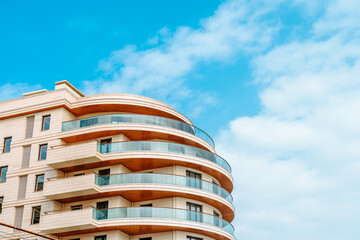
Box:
0;81;235;240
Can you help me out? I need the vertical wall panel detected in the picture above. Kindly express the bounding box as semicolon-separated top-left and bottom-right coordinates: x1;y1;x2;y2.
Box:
21;145;31;168
25;116;35;138
14;206;24;228
17;176;28;200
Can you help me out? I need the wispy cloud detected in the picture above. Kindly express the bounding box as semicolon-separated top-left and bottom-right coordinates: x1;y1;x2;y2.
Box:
0;83;42;101
82;0;281;116
217;0;360;239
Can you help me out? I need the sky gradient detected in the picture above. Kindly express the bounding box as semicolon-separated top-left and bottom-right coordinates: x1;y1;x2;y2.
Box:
1;0;360;239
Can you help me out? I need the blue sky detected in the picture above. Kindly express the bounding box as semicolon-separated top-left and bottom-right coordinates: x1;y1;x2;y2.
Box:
1;0;360;239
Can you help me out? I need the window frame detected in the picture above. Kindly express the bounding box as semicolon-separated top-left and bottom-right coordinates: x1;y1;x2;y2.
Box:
31;206;41;224
71;205;83;211
187;236;203;240
34;174;45;192
0;166;8;183
94;235;107;240
3;137;12;153
38;144;48;160
41;115;51;131
0;196;3;214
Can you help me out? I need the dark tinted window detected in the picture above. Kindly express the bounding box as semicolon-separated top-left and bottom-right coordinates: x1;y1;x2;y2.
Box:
39;144;48;160
35;174;44;191
42;115;51;131
3;137;12;153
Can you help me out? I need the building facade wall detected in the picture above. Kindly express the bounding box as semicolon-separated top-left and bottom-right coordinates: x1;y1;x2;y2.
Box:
0;81;235;240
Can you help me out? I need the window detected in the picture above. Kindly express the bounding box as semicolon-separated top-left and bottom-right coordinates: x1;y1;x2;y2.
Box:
100;138;112;153
186;170;202;189
41;115;51;131
94;235;106;240
186;202;202;222
31;206;41;224
0;166;8;183
213;210;220;227
35;174;44;192
71;205;83;211
140;203;153;207
140;238;152;240
3;137;12;153
187;236;202;240
74;173;85;176
98;169;110;185
38;144;48;160
96;201;108;220
0;197;3;214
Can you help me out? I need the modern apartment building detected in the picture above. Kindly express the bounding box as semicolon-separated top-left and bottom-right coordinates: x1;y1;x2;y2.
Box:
0;81;235;240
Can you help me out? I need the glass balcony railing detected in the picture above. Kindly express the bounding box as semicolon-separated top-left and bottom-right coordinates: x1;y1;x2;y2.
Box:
93;207;234;235
62;114;215;148
95;173;233;202
97;141;231;173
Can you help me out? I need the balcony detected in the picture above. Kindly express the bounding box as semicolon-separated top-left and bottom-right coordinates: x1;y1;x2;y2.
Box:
96;173;232;202
47;141;233;192
43;173;234;221
40;207;95;234
44;174;99;200
41;207;235;240
62;114;215;148
98;141;231;173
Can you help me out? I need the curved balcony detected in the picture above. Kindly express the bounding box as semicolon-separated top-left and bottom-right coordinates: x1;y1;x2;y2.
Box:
93;207;234;236
62;114;215;148
98;141;231;173
44;173;234;222
96;173;233;202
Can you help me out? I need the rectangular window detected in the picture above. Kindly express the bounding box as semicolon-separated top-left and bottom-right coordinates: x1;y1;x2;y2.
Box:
74;173;85;176
38;144;48;160
98;169;110;185
187;237;202;240
31;206;41;224
35;174;44;192
140;203;153;207
100;138;112;153
140;238;152;240
186;202;202;222
42;115;51;131
186;170;202;189
94;235;107;240
0;166;8;183
213;210;220;227
3;137;12;153
0;197;3;214
71;205;83;211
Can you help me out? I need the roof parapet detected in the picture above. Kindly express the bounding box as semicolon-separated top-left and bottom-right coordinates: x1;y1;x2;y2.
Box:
55;80;85;97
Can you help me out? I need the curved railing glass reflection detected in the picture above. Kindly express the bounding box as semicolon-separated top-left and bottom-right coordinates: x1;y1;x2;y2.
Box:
97;141;231;173
93;207;234;235
62;114;214;148
95;173;233;202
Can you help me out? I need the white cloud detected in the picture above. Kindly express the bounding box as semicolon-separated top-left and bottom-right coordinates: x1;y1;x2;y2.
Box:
216;0;360;239
0;83;42;101
82;0;280;116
